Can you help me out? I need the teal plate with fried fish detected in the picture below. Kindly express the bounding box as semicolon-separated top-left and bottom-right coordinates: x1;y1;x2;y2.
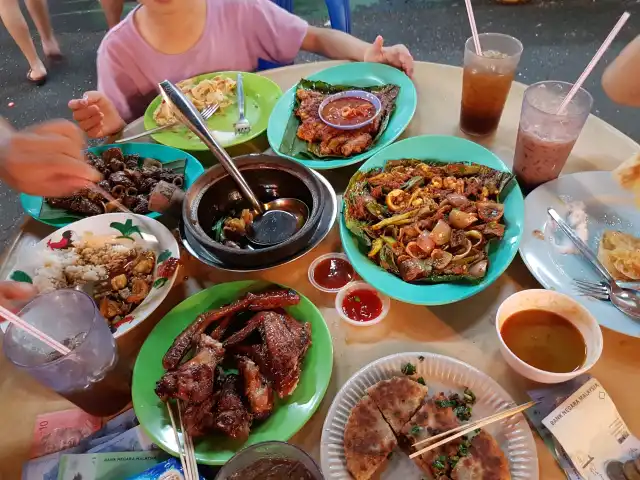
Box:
339;135;525;305
267;62;417;170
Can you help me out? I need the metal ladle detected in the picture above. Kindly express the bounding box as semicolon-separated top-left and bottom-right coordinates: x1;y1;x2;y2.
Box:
158;80;308;246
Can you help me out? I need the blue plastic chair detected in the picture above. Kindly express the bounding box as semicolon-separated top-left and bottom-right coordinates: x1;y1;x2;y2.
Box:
258;0;351;71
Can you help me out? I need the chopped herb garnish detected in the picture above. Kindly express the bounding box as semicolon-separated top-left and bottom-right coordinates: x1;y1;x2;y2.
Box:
353;296;361;302
458;440;470;457
454;404;472;421
401;362;416;375
416;376;426;385
436;399;456;408
387;452;393;459
410;425;422;435
463;387;476;404
448;455;460;468
418;355;425;361
432;455;447;470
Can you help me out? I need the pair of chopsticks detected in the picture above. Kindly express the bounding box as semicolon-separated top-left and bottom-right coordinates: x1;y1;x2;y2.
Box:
409;400;537;459
0;305;70;355
167;401;199;479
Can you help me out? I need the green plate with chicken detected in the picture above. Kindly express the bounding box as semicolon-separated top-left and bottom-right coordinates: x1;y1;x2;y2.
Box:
339;135;524;305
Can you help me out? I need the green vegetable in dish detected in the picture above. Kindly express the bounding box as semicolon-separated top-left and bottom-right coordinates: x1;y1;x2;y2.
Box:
401;362;416;375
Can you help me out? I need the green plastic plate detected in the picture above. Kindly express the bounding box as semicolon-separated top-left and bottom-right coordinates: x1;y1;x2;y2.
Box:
339;135;525;305
144;71;282;151
267;62;417;170
20;143;204;228
132;280;333;465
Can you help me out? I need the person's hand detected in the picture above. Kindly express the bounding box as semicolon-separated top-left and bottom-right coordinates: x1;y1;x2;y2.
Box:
0;120;101;197
364;35;414;78
68;91;126;138
0;281;37;313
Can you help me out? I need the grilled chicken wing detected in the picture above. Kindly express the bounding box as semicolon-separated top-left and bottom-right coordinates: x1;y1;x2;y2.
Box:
238;356;274;420
214;374;252;440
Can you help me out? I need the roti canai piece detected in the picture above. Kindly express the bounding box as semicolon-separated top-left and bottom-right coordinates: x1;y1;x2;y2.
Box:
451;431;511;480
597;230;640;281
366;377;429;434
344;394;398;480
613;152;640;206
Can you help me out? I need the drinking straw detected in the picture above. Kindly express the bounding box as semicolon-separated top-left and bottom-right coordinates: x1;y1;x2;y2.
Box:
464;0;482;55
557;11;631;114
0;305;71;355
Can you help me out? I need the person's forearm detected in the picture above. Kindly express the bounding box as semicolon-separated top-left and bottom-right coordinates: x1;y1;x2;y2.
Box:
301;26;369;61
602;35;640;107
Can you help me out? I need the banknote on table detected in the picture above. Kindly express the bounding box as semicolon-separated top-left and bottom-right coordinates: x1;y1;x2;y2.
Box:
31;409;102;458
87;426;157;454
57;451;167;480
542;376;640;480
526;374;592;480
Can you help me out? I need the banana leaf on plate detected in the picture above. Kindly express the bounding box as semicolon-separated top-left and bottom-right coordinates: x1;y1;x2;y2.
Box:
279;79;399;160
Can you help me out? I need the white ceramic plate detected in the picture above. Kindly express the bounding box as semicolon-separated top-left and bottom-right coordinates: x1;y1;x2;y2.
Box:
6;213;180;338
321;352;539;480
519;171;640;337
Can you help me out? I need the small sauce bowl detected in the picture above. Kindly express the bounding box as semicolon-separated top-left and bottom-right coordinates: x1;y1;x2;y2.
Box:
318;90;382;130
308;253;355;294
496;289;603;384
335;281;390;327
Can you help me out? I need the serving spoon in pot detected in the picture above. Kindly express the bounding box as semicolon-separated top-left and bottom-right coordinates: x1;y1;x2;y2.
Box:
158;80;307;246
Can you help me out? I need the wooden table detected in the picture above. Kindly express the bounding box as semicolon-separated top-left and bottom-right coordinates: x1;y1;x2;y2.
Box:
1;61;639;479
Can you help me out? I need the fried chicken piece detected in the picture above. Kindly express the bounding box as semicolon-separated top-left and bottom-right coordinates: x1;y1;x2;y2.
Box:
182;396;216;437
46;194;103;216
155;334;224;403
214;374;252;440
162;289;300;370
238;356;273;420
225;311;311;398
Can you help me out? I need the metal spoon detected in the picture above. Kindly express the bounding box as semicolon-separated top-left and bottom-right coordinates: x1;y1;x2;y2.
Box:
157;80;308;246
548;207;640;320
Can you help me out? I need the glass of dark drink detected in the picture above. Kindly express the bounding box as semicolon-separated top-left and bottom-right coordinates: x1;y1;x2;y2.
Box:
4;289;132;417
460;33;523;136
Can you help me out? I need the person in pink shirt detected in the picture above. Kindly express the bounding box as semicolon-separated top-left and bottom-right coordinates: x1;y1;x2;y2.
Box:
69;0;414;138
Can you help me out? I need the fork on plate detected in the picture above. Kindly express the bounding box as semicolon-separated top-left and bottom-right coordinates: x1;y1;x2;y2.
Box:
234;73;251;135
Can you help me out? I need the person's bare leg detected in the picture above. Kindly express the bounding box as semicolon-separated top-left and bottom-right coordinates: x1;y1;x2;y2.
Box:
24;0;60;57
0;0;46;79
99;0;123;29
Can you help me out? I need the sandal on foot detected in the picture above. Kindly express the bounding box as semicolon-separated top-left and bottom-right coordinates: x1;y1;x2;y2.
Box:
27;69;47;86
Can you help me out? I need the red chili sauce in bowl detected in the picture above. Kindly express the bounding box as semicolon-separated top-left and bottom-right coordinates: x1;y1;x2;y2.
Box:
312;257;355;290
321;97;376;127
341;288;383;322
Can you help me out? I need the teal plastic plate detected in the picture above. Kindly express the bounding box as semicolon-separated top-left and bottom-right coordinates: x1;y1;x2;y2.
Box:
267;62;417;170
21;143;205;228
339;135;525;305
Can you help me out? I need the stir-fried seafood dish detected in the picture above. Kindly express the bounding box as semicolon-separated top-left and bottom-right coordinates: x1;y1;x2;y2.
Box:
45;147;185;216
344;159;513;283
153;75;236;126
31;234;160;331
210;208;256;249
344;373;509;480
294;81;399;157
155;288;311;440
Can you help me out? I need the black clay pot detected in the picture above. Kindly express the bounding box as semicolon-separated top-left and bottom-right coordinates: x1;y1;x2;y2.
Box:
183;154;326;268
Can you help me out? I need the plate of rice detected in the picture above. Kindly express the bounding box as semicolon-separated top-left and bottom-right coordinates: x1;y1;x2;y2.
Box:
6;213;180;337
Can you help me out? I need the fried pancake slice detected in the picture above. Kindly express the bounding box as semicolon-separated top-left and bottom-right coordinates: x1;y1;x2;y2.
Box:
344;394;397;480
451;431;511;480
367;377;429;434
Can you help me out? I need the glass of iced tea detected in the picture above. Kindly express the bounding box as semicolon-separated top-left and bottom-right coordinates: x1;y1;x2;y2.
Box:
4;289;132;417
513;81;593;192
460;33;523;136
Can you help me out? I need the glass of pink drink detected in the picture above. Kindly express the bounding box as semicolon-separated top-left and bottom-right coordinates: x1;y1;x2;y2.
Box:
513;81;593;192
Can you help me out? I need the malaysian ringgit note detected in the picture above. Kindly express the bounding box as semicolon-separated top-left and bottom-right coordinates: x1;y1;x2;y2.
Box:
87;426;157;454
57;451;167;480
30;409;102;458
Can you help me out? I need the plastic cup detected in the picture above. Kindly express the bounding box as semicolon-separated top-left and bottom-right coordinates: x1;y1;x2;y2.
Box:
3;290;132;417
214;441;323;479
460;33;523;136
513;81;593;192
335;281;390;327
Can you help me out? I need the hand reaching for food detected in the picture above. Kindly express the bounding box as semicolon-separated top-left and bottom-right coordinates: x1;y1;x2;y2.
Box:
0;281;37;313
68;91;126;138
0;119;101;197
364;35;415;78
